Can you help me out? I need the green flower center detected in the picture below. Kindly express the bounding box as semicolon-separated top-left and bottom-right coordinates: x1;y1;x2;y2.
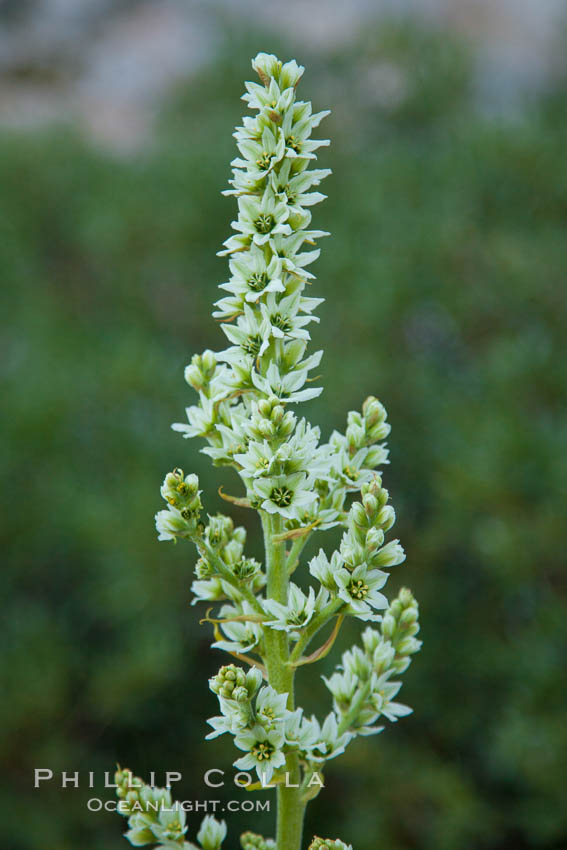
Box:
344;465;359;481
270;486;293;507
349;579;369;600
248;271;268;291
287;134;301;153
233;558;257;580
271;313;292;332
242;334;262;356
254;213;275;234
252;741;275;761
256;152;273;171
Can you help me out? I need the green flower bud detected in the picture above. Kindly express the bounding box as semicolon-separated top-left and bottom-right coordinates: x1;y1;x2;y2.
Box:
240;831;275;850
185;363;205;391
271;404;284;423
362;492;379;517
258;418;275;437
197;814;227;850
161;469;201;514
350;502;368;529
205;514;234;549
210;665;247;699
367;420;391;441
361;476;382;497
376;504;395;531
346;422;365;449
364;444;389;467
308;838;352;850
362;395;386;427
381;612;396;640
365;526;384;553
202;349;217;376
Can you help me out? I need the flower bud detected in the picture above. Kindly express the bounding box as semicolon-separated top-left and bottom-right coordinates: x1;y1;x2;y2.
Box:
362;493;379;517
364;445;389;468
374;540;405;567
308;838;352;850
258;418;275;437
184;363;204;391
372;641;396;675
361;626;381;654
381;612;396;640
346;422;365;450
367;420;391;441
362;395;387;427
197;815;227;850
376;505;395;531
202;349;217;376
396;636;422;656
347;410;363;428
365;526;384;553
350;502;367;529
210;664;247;699
155;507;199;541
271;404;284;423
240;831;275;850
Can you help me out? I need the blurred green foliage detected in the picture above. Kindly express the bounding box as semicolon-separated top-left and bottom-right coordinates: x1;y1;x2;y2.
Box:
2;21;566;850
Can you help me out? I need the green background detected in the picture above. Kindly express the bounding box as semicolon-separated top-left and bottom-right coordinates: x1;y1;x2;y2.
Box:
2;22;566;850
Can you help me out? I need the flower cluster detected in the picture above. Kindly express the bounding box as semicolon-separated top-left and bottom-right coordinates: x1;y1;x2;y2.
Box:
323;588;421;737
206;662;346;785
308;840;352;850
114;768;226;850
240;832;276;850
113;51;425;850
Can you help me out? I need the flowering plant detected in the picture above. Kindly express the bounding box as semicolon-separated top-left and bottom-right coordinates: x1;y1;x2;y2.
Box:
114;52;421;850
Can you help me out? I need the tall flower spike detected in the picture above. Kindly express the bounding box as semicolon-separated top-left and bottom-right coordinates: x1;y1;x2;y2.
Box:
132;52;422;850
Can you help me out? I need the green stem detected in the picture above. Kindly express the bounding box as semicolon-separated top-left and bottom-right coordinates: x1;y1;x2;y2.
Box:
286;533;311;574
261;511;306;850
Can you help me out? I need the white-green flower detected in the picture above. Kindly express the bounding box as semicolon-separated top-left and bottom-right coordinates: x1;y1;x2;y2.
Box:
271;160;330;209
206;696;250;740
251;361;323;403
211;603;263;654
334;565;388;619
373;539;406;567
283;708;320;751
230;188;292;248
155;506;197;542
309;549;343;591
172;395;217;440
234;725;286;784
213;249;285;320
251;53;305;90
305;713;353;764
281;101;330;161
255;685;289;731
263;583;316;632
322;670;359;713
196;815;227;850
253;472;316;519
233;125;286;177
242;74;295;113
